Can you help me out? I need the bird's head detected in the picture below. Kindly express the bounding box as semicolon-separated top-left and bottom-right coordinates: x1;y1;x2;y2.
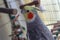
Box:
21;6;40;23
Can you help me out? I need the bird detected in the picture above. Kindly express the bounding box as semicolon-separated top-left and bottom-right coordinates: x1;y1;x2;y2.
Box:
21;6;55;40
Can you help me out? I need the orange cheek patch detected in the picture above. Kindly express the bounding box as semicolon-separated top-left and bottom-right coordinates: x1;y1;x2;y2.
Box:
27;12;34;19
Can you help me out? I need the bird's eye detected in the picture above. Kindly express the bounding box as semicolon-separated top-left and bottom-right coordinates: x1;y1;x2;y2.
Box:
26;10;29;12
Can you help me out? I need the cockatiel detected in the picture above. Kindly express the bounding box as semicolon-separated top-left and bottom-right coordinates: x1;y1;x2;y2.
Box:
21;6;54;40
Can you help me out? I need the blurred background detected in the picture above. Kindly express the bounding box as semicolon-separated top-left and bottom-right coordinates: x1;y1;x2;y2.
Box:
0;0;60;40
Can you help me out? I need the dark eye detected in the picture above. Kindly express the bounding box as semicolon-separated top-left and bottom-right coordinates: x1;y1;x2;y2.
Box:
26;10;29;12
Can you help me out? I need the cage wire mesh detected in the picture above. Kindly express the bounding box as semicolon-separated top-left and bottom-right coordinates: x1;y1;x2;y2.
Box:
0;0;60;40
23;0;60;40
